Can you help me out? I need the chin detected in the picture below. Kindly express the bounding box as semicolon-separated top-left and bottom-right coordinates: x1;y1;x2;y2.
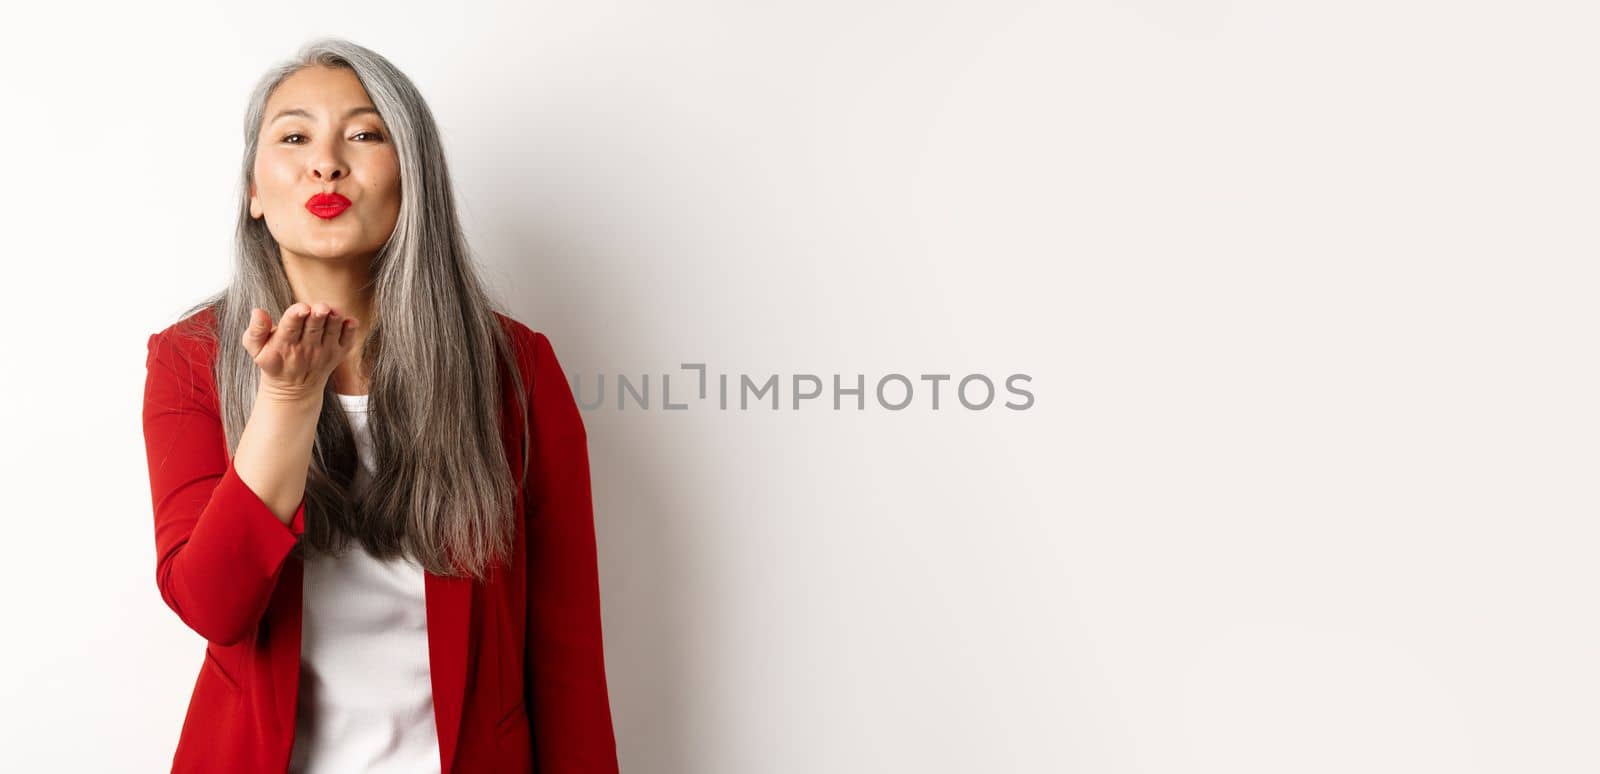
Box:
289;242;367;263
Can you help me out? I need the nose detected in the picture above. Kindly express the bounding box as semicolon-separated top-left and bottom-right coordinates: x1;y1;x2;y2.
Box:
308;141;349;182
311;160;347;181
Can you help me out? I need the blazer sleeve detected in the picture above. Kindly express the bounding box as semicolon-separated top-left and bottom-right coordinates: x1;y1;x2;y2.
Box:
522;330;621;773
142;329;307;646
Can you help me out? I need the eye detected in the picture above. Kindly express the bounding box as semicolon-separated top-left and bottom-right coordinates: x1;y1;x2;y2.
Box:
278;131;383;145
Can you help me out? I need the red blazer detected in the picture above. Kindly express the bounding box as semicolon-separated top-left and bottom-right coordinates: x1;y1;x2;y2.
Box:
141;307;620;774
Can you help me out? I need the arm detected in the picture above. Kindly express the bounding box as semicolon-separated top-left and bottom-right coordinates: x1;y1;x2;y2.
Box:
141;329;313;646
523;330;621;773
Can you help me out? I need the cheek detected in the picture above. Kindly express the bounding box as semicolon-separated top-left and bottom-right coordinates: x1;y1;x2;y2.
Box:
254;155;296;196
377;158;402;202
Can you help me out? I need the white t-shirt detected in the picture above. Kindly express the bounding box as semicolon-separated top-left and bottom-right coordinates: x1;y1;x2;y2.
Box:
288;392;441;773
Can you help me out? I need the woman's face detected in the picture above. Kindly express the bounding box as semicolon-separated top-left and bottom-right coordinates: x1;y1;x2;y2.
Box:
249;65;401;266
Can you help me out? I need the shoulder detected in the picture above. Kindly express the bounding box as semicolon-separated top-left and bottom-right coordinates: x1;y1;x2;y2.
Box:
493;310;536;349
492;311;565;374
492;312;585;437
147;305;220;373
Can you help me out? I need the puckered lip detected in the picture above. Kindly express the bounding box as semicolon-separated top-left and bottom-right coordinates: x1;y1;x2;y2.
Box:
305;192;351;208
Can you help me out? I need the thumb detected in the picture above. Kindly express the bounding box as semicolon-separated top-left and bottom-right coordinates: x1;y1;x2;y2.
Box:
242;308;271;354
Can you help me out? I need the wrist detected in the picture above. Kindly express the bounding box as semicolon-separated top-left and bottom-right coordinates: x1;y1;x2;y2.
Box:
255;383;325;411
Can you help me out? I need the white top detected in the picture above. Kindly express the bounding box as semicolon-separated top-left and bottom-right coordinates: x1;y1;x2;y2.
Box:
288;392;442;773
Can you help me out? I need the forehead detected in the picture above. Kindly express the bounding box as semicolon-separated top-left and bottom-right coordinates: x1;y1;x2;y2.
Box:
264;65;376;116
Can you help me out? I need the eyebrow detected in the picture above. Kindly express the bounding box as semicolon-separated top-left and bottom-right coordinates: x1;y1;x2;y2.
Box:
268;105;382;124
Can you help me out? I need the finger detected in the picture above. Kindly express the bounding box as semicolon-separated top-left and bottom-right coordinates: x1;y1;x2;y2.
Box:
338;316;359;349
305;304;330;344
321;308;342;347
278;303;309;344
242;308;271;355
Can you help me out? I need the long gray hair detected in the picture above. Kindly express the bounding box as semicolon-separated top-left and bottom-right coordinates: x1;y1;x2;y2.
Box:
176;37;531;581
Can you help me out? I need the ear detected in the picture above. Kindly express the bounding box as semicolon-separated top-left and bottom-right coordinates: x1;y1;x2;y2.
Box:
248;182;262;219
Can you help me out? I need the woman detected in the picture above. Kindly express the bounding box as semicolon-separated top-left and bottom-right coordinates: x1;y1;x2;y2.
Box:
140;38;620;774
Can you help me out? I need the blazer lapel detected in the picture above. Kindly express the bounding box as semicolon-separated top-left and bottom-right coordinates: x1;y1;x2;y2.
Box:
425;566;474;774
268;554;304;767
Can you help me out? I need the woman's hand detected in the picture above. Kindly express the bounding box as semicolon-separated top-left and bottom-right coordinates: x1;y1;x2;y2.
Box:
243;302;360;403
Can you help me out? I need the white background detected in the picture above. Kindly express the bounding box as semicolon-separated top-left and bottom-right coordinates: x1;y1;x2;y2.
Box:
1;1;1596;772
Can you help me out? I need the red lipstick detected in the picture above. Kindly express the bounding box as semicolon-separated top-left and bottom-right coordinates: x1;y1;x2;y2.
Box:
305;192;351;219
